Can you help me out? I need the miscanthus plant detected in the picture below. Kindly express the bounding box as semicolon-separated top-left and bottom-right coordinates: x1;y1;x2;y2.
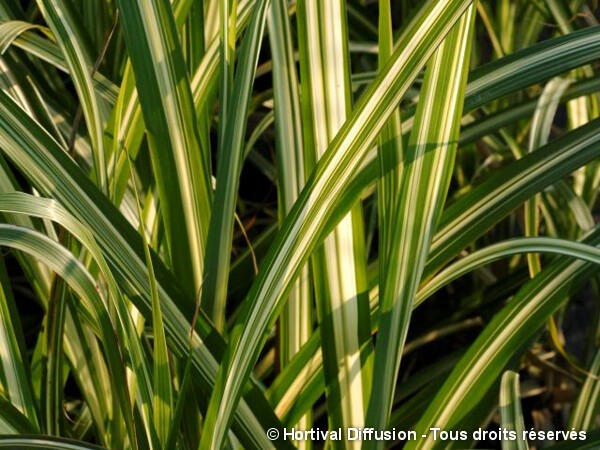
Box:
0;0;599;449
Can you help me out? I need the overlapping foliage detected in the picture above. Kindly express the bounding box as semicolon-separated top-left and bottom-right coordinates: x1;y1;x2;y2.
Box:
0;0;599;449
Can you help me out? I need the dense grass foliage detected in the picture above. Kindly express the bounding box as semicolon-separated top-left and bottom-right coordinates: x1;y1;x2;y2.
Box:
0;0;599;449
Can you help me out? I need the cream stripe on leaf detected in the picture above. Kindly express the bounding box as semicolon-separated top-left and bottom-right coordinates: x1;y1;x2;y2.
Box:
0;89;285;450
115;0;212;300
499;371;529;450
36;0;108;190
365;7;477;446
200;0;270;330
407;226;600;450
268;0;313;448
296;1;371;446
199;1;476;448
